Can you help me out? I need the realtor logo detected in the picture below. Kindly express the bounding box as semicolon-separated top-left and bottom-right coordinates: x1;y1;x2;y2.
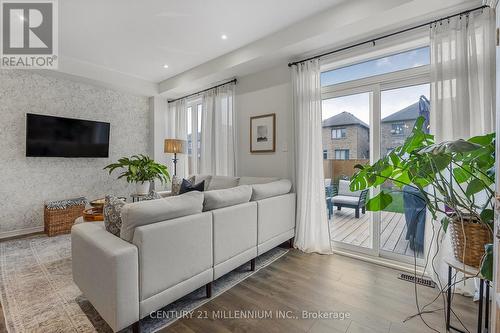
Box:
1;0;58;68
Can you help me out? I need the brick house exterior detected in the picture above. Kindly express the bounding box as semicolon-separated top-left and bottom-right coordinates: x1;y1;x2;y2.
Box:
322;103;421;160
381;102;420;155
322;111;369;160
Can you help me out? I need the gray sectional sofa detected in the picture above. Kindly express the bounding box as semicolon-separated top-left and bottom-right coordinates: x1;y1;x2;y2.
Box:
71;175;296;332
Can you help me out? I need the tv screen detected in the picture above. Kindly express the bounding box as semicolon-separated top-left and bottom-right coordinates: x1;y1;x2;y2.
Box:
26;113;110;157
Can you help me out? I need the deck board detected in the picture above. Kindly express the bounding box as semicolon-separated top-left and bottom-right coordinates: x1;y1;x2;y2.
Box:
329;209;423;259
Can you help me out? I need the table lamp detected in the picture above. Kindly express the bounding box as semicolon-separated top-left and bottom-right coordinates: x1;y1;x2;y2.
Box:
164;139;186;176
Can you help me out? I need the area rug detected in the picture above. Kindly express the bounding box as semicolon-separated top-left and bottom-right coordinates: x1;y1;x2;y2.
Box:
0;234;288;333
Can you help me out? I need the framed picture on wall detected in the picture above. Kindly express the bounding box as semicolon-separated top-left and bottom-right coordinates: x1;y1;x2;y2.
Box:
250;113;276;153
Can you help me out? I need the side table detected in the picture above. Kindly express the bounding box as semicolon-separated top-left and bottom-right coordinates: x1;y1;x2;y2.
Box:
131;193;148;203
445;256;490;333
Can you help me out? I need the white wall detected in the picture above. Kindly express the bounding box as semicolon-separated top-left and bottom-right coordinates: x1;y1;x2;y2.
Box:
0;70;150;237
235;65;294;179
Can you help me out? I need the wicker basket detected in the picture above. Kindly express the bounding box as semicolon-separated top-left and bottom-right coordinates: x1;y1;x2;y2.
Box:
44;199;86;237
449;217;492;268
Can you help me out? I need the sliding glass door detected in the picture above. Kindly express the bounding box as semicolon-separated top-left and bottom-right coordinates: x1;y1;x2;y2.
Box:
378;84;429;264
321;44;431;264
322;92;373;254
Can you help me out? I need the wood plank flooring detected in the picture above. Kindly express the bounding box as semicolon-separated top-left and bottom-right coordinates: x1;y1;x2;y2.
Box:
162;250;478;333
330;210;424;258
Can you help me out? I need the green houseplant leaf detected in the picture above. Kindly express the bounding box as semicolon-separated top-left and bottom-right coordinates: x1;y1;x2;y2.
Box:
104;155;171;184
480;243;493;281
365;191;393;211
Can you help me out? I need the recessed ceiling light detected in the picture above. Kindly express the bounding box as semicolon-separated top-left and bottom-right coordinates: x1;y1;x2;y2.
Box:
221;34;228;40
163;64;169;69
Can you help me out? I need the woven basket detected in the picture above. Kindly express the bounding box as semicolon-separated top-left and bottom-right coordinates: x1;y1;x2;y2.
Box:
44;203;85;237
449;217;492;268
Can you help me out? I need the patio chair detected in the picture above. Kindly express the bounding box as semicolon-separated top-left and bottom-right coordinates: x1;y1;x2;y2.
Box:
325;183;335;219
331;180;368;218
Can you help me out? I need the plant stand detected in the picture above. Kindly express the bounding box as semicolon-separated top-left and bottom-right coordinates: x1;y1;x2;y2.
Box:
445;257;490;332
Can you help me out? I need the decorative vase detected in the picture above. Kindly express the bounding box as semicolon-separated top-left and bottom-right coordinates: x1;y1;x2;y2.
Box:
135;181;150;195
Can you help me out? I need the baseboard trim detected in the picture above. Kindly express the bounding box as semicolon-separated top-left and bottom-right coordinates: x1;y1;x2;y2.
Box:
0;226;44;240
332;248;427;276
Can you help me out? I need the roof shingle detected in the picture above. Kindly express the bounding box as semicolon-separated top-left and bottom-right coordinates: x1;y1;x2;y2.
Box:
322;111;368;128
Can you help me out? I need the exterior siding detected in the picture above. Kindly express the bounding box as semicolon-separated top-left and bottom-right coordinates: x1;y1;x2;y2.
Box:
380;119;415;155
322;125;369;159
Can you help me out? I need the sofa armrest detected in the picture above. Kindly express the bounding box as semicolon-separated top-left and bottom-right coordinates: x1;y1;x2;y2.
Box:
71;222;139;332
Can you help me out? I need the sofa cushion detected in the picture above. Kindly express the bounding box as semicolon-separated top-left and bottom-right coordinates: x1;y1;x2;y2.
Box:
207;176;240;191
238;176;279;185
120;191;204;242
179;179;205;194
203;185;252;211
103;195;126;236
338;179;361;197
332;195;359;206
192;175;212;191
251;179;292;201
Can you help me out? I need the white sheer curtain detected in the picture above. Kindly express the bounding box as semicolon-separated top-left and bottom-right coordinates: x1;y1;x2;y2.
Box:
199;83;236;176
430;8;495;142
428;8;495;294
200;90;215;174
292;59;332;254
166;99;189;178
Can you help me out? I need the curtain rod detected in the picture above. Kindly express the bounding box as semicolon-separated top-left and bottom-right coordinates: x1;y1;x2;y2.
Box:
288;4;489;67
167;78;237;103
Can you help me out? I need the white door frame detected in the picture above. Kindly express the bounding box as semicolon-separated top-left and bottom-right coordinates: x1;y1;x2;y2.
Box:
322;63;430;265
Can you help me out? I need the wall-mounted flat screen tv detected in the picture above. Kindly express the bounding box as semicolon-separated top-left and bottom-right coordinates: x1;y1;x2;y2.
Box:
26;113;110;157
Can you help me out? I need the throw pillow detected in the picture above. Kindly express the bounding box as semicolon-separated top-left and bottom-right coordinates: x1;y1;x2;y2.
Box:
103;195;126;236
171;175;183;196
191;174;212;190
143;190;161;200
179;179;205;194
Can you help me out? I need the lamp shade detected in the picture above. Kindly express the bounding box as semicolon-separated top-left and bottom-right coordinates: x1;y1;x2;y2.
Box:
164;139;186;154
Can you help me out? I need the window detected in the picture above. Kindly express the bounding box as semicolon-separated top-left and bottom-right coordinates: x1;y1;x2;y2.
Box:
321;46;430;86
187;101;202;175
331;128;346;139
187;106;193;155
323;150;328;160
334;149;349;160
391;123;404;135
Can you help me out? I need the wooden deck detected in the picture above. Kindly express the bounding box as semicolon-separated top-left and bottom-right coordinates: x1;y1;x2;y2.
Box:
330;209;424;258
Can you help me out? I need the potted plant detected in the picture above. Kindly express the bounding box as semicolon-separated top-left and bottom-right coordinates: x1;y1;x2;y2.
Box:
350;117;494;279
104;154;171;195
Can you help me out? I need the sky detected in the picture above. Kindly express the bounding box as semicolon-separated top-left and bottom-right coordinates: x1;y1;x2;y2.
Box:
321;47;429;86
321;47;430;124
322;84;430;124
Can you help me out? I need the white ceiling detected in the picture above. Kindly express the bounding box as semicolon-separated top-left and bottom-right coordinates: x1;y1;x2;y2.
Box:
55;0;483;96
60;0;343;83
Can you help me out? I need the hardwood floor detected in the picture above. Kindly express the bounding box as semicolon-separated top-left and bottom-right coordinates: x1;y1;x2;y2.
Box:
162;250;478;333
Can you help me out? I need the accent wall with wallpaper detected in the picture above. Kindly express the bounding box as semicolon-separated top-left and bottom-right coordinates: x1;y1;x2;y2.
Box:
0;69;150;237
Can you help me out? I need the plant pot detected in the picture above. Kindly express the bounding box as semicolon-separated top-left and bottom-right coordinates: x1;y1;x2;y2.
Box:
135;182;150;195
449;216;492;268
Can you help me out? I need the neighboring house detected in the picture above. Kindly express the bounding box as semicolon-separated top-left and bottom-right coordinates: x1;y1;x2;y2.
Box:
322;111;369;160
381;102;420;155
